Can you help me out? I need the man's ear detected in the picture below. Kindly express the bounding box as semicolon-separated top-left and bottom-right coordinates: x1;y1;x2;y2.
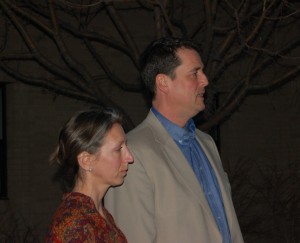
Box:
156;74;169;94
77;151;92;171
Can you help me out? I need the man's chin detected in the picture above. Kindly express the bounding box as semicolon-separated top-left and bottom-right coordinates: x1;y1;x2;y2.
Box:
195;104;205;114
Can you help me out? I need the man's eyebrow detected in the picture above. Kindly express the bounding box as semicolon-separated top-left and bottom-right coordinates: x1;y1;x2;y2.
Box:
190;66;203;72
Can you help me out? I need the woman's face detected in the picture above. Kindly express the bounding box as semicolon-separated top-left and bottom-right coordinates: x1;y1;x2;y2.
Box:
90;123;133;187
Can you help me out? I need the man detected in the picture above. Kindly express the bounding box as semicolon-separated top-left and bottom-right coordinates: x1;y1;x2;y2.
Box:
105;37;244;243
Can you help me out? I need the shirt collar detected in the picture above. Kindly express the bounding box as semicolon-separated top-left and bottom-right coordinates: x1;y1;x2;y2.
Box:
151;107;196;145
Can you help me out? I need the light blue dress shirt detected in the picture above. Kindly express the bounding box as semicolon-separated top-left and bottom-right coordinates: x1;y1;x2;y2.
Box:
152;107;231;243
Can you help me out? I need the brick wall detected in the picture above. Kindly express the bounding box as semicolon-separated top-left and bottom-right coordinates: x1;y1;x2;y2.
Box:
219;79;300;243
1;82;91;240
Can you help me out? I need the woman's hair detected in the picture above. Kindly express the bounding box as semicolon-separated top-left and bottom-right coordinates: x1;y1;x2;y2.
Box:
50;107;123;192
139;37;201;100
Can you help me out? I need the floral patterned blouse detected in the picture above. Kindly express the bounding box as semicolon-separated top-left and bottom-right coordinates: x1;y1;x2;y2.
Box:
46;192;127;243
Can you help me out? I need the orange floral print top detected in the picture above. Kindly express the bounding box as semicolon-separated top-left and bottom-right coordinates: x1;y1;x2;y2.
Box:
46;192;127;243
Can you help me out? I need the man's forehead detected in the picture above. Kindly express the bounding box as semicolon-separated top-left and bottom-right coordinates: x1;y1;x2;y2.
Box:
176;49;203;66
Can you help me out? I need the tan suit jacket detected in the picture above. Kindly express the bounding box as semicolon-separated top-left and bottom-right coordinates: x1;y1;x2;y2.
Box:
105;111;244;243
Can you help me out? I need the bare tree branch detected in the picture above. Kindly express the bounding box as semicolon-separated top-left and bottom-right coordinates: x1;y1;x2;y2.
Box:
1;0;299;132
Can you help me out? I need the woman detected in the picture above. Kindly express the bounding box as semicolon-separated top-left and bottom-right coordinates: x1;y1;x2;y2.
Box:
46;108;133;243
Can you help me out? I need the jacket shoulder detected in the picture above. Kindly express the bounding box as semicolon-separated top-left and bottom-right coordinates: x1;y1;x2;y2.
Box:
127;119;157;147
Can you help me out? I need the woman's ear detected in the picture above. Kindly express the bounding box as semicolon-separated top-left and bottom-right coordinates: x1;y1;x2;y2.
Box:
156;74;169;94
77;151;92;171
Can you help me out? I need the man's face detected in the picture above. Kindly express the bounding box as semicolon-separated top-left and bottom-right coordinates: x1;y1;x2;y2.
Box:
168;48;209;120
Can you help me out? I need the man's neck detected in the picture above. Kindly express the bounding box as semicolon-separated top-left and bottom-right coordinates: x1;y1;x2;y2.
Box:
152;104;188;128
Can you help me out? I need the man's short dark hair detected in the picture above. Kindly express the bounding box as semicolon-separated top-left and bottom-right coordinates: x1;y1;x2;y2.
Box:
139;37;201;100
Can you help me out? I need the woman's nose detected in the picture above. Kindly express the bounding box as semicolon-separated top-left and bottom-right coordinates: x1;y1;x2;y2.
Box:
125;148;134;164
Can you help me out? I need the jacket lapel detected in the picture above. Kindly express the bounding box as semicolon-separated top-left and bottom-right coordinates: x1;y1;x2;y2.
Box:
145;112;215;220
195;131;234;229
